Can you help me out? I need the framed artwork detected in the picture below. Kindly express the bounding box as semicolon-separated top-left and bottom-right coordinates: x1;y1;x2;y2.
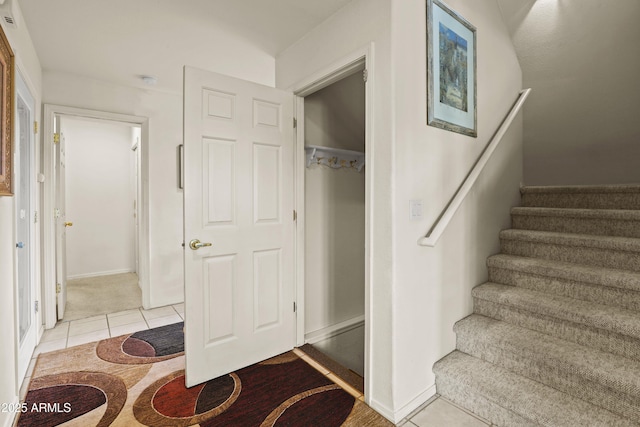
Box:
0;23;14;196
427;0;477;137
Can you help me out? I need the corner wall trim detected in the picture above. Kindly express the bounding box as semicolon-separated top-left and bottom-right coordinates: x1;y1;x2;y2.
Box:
418;88;531;247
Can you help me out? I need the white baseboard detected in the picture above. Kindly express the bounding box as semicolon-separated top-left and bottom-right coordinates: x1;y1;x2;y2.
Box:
304;315;365;345
368;397;396;424
395;384;437;422
67;268;135;280
369;384;437;424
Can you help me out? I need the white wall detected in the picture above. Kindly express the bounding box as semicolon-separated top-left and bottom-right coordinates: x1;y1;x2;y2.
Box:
390;0;522;418
279;0;522;421
0;1;42;425
42;44;274;307
63;117;136;279
304;72;365;336
277;0;396;417
510;0;640;185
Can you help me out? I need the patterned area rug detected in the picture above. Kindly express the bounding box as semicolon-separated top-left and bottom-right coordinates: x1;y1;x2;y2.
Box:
17;322;391;426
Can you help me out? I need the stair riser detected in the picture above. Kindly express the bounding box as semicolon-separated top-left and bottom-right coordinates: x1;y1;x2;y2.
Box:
522;193;640;210
500;239;640;272
434;377;537;427
488;267;640;312
474;298;640;362
512;215;640;238
456;337;640;423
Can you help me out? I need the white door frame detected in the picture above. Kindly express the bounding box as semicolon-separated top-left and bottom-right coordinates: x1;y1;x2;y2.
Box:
289;43;374;401
14;67;38;384
42;104;150;328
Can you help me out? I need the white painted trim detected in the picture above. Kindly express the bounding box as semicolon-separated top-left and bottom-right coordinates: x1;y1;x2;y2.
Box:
363;44;375;406
304;315;365;345
42;104;150;328
291;42;375;404
43;106;55;328
294;96;306;347
394;384;437;423
418;88;531;247
66;269;135;280
14;67;38;391
369;384;436;424
368;397;396;424
289;48;367;95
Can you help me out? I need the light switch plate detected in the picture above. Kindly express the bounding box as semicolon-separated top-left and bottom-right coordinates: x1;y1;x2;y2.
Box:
410;199;423;220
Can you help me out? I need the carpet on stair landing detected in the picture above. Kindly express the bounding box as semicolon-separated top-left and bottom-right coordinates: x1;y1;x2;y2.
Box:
17;322;390;427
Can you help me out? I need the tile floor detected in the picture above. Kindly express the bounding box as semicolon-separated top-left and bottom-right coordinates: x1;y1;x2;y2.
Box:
20;302;490;426
398;395;492;427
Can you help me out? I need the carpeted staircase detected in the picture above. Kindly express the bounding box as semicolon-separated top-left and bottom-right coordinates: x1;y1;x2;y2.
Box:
433;184;640;426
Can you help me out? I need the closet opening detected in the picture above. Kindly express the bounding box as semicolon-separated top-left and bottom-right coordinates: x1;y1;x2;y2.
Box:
300;68;366;391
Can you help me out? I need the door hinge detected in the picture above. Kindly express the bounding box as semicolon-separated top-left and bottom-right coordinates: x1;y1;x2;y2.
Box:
293;210;297;221
293;118;297;128
363;69;368;83
53;133;60;144
34;300;39;313
293;302;297;313
56;283;61;294
34;121;38;134
34;211;38;224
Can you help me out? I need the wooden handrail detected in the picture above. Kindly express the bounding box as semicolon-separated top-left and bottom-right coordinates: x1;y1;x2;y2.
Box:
418;88;531;247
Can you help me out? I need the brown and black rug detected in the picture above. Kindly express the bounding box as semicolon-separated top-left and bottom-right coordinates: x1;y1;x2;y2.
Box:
17;322;391;426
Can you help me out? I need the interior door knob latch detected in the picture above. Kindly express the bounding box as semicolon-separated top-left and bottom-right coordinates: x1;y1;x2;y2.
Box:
189;239;212;250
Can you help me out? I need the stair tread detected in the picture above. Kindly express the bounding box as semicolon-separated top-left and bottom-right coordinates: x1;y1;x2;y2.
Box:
511;206;640;220
487;254;640;292
434;351;635;427
500;229;640;252
455;314;640;393
441;184;640;424
521;184;640;194
473;283;640;338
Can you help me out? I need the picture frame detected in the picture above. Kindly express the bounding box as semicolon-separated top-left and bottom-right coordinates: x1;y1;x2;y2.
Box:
427;0;477;137
0;23;14;196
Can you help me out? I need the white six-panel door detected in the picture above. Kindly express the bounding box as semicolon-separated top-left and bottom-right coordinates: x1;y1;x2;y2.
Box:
183;67;295;387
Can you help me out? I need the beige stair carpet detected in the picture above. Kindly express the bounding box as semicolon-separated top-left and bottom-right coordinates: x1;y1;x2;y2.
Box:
434;184;640;426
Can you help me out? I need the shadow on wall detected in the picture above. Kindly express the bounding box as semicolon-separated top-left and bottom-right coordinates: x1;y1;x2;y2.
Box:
496;0;537;36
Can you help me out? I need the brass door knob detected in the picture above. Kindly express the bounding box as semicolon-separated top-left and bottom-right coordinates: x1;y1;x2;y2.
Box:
64;222;73;227
189;239;212;250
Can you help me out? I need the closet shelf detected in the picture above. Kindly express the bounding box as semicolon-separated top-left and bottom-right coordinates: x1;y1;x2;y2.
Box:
304;145;365;172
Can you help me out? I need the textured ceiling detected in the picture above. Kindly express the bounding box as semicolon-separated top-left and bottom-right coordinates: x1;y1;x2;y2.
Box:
18;0;353;92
